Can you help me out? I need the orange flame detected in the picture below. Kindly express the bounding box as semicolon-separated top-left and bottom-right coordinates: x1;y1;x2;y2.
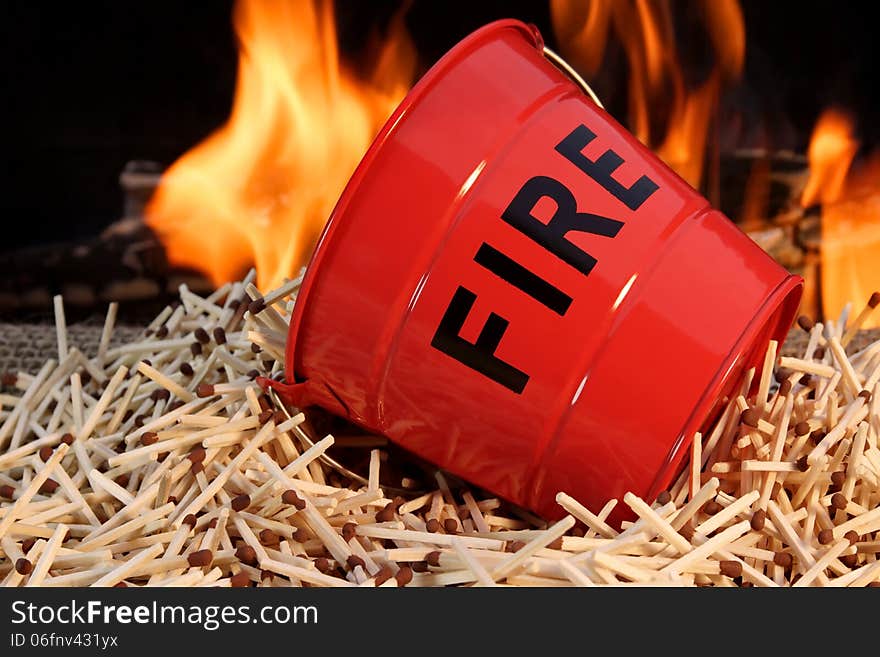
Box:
802;110;880;325
146;0;415;291
551;0;745;189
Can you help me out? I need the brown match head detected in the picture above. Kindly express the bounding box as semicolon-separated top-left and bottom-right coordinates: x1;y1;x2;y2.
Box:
182;514;198;528
259;529;280;546
257;409;274;425
547;537;564;551
114;474;130;488
773;551;793;568
771;482;783;500
194;327;210;344
679;520;696;541
113;581;127;588
412;561;429;573
60;433;74;445
845;530;860;546
196;383;215;398
0;484;14;499
656;490;672;505
40;478;59;494
133;415;146;428
342;522;357;542
150;388;170;402
719;560;742;578
20;538;36;553
749;509;767;532
395;565;413;587
189;460;204;476
1;372;17;386
281;489;306;509
778;379;793;397
155;325;169;339
167;495;178;505
831;492;848;511
180;362;194;377
831;470;847;488
314;557;332;574
375;503;396;523
231;494;251;512
443;518;459;534
187;549;213;567
703;500;722;516
14;558;32;575
839;554;859;569
869;582;880;587
859;389;873;402
188;446;207;464
425;550;442;567
818;528;835;545
292;528;309;543
190;342;203;357
505;540;527;553
248;298;266;315
251;343;262;354
374;565;394;586
140;431;159;446
38;445;53;462
870;292;880;308
797;315;815;332
799;374;813;387
813;346;825;360
794;421;811;437
796;456;809;472
247;369;260;380
740;408;761;428
235;545;258;566
230;571;251;588
207;518;218;529
212;327;227;345
346;555;366;571
273;410;287;425
425;518;440;533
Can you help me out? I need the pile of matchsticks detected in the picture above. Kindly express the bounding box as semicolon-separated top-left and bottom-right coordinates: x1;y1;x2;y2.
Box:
1;272;880;587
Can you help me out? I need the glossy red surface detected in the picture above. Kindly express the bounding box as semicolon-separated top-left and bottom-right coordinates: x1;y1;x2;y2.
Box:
268;20;802;522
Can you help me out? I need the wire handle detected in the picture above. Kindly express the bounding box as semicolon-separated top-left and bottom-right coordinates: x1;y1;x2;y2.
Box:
542;46;605;109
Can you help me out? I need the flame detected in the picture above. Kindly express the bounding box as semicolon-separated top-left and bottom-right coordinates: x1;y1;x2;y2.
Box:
146;0;415;291
802;110;880;326
551;0;745;189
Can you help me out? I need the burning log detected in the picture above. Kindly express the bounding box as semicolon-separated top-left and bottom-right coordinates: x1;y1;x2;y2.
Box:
1;271;880;586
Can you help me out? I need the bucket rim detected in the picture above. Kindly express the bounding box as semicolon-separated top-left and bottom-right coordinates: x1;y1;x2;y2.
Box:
284;19;543;383
645;272;803;502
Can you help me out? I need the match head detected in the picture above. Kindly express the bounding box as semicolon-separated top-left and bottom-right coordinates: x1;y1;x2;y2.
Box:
235;545;258;566
719;560;742;578
374;566;394;586
281;489;306;510
346;555;366;571
230;571;251;588
196;383;215;398
212;327;227;345
794;421;811;437
395;565;413;587
14;558;32;575
831;493;848;510
187;549;213;567
140;431;159;446
259;529;280;546
248;298;266;315
750;509;766;531
60;433;74;445
655;490;671;505
740;408;761;428
231;494;251;512
375;503;396;523
0;484;15;499
778;379;793;397
818;529;834;545
845;530;860;546
797;315;815;332
425;518;440;533
341;522;357;542
194;328;210;344
773;552;793;568
870;291;880;308
443;518;459;534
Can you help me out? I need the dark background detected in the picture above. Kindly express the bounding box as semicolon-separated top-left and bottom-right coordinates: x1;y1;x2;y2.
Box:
2;0;878;251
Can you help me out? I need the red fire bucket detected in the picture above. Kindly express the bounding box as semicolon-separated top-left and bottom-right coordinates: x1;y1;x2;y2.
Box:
265;20;802;520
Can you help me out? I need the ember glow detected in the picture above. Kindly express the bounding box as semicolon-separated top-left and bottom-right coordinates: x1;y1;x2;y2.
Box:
802;110;880;326
146;0;415;290
550;0;745;189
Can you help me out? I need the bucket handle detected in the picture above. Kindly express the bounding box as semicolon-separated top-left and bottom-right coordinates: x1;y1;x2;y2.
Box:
542;46;605;109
